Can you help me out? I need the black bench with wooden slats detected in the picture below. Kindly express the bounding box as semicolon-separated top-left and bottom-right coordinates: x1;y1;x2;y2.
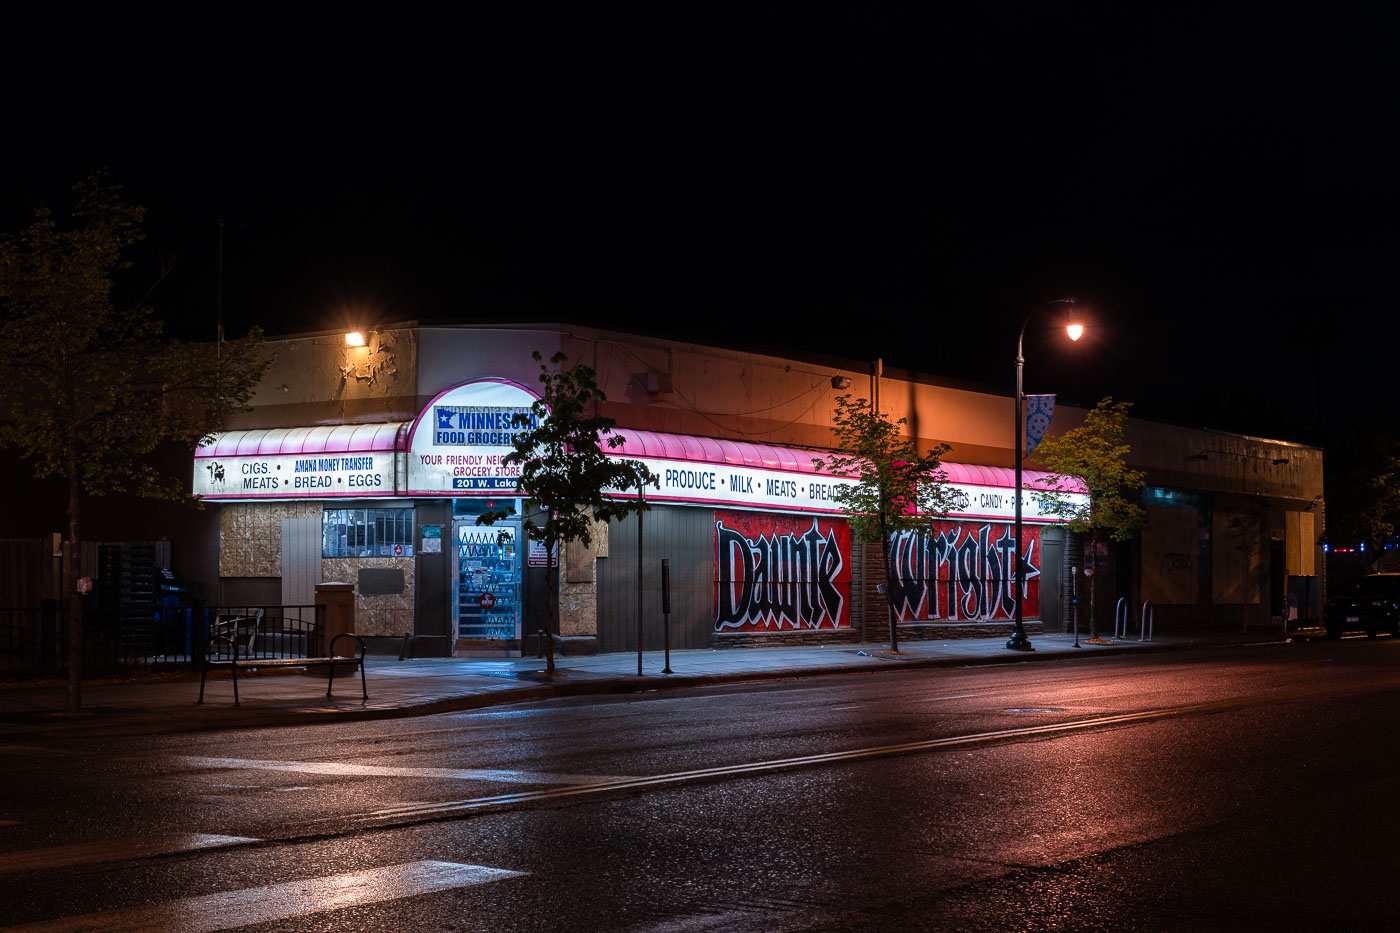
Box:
198;632;368;707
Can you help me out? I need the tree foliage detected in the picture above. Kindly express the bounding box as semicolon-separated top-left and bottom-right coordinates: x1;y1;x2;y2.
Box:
1029;397;1146;541
1029;397;1146;638
813;394;959;651
477;351;657;672
0;173;269;711
1325;427;1400;566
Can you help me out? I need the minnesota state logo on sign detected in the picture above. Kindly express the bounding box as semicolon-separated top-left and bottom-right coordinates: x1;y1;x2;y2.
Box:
406;379;541;495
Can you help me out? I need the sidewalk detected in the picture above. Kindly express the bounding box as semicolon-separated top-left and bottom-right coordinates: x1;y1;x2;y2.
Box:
0;627;1322;740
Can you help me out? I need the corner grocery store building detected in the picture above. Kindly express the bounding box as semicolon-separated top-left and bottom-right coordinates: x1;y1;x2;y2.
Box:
189;323;1324;656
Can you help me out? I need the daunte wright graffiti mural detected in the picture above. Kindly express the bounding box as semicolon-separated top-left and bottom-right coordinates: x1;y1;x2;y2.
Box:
888;521;1041;622
714;510;851;631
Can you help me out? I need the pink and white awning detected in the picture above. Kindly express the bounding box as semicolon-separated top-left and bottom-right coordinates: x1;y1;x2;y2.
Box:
193;421;1086;522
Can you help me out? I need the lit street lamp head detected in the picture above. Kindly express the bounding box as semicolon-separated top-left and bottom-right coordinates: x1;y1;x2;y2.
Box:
1066;322;1084;341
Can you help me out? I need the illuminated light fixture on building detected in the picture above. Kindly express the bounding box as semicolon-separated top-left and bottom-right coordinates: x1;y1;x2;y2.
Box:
345;332;366;347
1066;323;1084;341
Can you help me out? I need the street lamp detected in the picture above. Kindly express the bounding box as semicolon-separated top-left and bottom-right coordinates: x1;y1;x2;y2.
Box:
1008;298;1084;651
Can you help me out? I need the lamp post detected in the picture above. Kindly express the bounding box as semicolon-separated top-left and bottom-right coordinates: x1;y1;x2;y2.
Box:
1008;299;1084;651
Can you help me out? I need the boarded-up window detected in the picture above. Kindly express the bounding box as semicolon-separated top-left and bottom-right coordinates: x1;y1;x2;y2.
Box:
1142;505;1198;604
1285;511;1316;576
1212;513;1260;604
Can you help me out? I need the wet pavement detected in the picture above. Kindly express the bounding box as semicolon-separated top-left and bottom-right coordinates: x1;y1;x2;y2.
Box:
0;625;1323;739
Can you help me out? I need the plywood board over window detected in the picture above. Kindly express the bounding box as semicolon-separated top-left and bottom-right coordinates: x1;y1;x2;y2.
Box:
1286;511;1316;576
1141;505;1199;605
1212;512;1260;604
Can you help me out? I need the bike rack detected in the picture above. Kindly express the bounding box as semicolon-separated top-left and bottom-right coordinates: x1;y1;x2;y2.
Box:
1140;600;1155;642
1114;597;1130;639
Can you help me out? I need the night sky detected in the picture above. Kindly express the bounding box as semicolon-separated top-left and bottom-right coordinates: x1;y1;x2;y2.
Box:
4;8;1394;450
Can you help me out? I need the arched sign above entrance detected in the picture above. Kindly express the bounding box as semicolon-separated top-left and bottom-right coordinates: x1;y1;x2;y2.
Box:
406;378;541;495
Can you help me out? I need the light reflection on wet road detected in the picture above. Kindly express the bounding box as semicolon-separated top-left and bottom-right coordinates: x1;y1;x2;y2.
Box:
1;639;1398;931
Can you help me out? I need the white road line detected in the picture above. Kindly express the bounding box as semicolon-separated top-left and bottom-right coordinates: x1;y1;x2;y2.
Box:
0;834;257;874
918;693;981;702
0;859;524;933
347;697;1256;825
181;756;634;785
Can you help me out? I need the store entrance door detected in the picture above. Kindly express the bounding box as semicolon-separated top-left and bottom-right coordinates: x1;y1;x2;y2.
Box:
451;520;522;655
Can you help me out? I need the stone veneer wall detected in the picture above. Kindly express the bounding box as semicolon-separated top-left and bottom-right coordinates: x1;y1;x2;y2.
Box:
219;502;323;578
322;557;415;638
558;514;609;637
220;503;412;638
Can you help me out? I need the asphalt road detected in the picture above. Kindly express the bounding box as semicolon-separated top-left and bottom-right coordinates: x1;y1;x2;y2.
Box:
2;637;1398;931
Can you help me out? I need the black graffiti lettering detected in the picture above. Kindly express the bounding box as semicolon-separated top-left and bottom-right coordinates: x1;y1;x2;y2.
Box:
957;534;981;618
889;528;928;619
716;524;754;623
1163;552;1192;572
995;527;1016;617
812;526;845;621
887;522;1041;622
715;519;847;630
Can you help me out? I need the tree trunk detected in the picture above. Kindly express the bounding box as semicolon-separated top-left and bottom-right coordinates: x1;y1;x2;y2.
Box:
1088;530;1100;639
65;462;82;715
880;516;899;652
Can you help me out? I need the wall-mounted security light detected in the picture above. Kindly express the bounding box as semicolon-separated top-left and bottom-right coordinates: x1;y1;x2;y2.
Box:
345;332;366;347
831;376;853;389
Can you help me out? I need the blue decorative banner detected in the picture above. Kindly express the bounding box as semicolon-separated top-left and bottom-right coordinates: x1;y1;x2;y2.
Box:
1024;394;1056;456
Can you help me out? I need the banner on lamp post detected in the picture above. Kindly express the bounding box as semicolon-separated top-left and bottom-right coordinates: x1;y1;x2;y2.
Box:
1024;394;1055;456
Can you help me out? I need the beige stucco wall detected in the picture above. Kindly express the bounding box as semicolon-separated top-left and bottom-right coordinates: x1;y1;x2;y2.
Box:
219;501;323;577
554;329;1010;463
228;326;420;429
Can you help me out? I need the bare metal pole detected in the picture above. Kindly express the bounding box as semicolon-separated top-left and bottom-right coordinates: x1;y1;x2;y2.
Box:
637;474;645;677
1009;298;1076;652
216;220;226;359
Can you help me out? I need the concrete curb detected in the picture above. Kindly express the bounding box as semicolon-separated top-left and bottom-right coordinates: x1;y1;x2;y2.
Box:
0;630;1313;740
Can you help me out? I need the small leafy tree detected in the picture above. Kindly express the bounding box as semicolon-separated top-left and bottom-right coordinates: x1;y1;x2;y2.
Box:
1030;397;1146;640
0;173;268;712
1325;429;1400;570
813;394;959;652
477;351;657;673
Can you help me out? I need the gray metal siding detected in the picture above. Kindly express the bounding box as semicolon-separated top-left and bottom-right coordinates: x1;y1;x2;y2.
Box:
280;517;321;606
597;506;714;652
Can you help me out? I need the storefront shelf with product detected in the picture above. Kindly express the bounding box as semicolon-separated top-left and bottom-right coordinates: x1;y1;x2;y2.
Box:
452;522;521;641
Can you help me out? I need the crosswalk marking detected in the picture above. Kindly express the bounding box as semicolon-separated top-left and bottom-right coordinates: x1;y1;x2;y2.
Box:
0;834;256;874
181;755;632;785
1;859;524;933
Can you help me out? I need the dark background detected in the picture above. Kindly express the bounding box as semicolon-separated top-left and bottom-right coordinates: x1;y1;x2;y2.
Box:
3;7;1395;448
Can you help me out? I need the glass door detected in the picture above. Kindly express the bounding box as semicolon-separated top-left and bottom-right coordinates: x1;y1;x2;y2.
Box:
451;521;522;641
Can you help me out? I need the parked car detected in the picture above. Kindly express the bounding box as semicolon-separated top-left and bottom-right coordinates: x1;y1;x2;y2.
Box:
1325;573;1400;638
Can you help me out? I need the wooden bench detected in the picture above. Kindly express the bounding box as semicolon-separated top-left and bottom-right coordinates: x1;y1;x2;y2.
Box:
197;631;368;707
